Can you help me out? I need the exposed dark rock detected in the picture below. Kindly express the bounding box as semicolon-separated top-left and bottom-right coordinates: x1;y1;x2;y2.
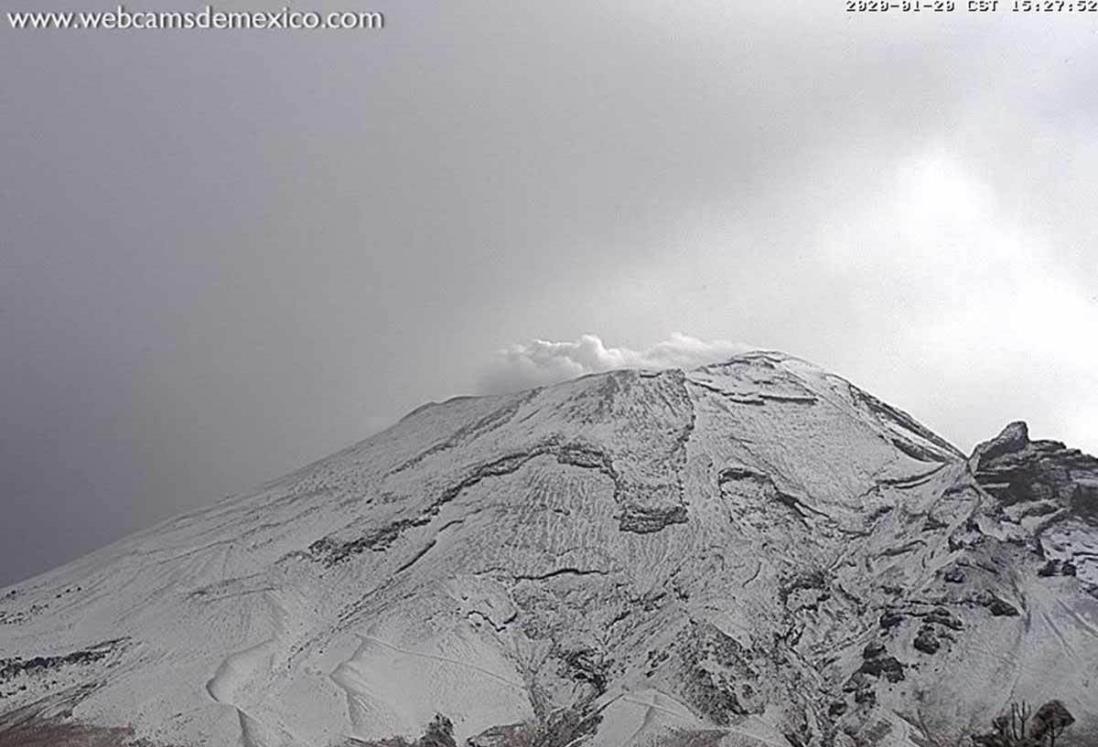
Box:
972;422;1030;466
970;700;1075;747
514;567;607;583
419;715;457;747
467;723;526;747
717;466;767;484
971;422;1098;518
555;444;616;474
892;437;951;464
862;641;885;659
922;514;949;531
879;610;903;629
828;701;848;718
681;667;747;726
558;647;609;695
1029;700;1074;742
701;627;756;678
1015;501;1061;520
309;519;411;563
311;442;624;564
0;719;175;747
353;714;456;747
842;671;869;693
854;688;876;705
619;504;688;534
0;640;125;684
913;626;940;654
718;466;817;525
1037;556;1078;578
943;568;965;584
528;708;603;747
644;647;671;677
924;607;963;630
780;569;828;605
849;385;964;461
653;729;731;747
677;622;760;725
857;655;905;683
983;595;1020;617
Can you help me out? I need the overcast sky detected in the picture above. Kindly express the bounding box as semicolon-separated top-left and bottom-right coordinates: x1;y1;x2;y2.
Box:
2;1;1096;586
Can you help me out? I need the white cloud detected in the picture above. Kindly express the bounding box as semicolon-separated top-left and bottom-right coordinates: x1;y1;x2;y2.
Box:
810;150;1098;455
479;332;753;393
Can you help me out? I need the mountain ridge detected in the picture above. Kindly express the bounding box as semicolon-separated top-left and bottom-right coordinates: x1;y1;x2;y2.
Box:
1;351;1095;747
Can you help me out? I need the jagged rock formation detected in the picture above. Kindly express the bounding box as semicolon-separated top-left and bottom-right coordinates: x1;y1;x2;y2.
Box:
0;352;1095;746
969;421;1098;585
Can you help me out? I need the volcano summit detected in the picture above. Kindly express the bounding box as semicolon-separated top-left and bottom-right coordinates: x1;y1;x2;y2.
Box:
1;351;1095;746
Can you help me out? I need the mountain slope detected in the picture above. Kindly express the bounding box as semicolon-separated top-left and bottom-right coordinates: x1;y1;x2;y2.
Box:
1;351;1095;747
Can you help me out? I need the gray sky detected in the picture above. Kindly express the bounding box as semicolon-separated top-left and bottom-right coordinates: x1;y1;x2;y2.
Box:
2;1;1096;586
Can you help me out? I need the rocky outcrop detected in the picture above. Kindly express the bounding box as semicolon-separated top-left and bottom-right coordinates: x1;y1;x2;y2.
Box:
972;421;1098;516
618;504;688;534
1030;700;1075;743
466;708;602;747
970;421;1098;586
351;715;457;747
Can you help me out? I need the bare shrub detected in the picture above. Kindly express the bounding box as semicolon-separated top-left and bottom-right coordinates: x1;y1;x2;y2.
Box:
970;701;1074;747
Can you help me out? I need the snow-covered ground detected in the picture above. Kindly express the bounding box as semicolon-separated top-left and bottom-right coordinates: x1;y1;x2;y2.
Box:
1;352;1095;746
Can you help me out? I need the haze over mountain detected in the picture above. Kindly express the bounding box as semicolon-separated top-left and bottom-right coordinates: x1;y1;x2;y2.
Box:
6;0;1098;592
1;352;1095;746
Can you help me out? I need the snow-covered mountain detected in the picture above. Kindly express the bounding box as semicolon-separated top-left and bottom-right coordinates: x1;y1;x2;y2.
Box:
1;351;1095;746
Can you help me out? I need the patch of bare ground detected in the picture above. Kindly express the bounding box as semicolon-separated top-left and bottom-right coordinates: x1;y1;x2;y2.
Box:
657;730;727;747
0;719;179;747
